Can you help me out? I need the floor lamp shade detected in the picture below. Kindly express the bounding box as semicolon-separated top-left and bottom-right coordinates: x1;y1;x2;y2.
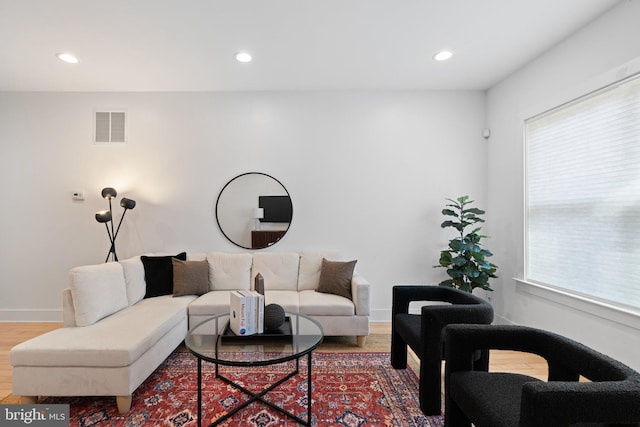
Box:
95;210;112;223
120;198;136;209
101;187;117;199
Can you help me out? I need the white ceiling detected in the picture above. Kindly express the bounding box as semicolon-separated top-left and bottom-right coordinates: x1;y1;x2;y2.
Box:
0;0;621;92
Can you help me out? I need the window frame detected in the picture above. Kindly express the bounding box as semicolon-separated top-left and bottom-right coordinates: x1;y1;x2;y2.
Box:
522;69;640;320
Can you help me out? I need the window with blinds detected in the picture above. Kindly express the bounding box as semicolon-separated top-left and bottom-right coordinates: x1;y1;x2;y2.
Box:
525;73;640;310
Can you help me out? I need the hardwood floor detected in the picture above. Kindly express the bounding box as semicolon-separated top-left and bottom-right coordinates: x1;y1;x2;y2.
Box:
0;321;547;401
0;322;62;398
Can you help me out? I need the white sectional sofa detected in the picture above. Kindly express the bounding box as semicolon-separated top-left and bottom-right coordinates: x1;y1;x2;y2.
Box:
9;251;371;413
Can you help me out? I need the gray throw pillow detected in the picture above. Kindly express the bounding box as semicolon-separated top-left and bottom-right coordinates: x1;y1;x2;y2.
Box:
316;258;357;299
172;259;209;297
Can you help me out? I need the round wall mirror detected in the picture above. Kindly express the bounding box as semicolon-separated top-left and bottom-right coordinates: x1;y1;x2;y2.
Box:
215;172;293;250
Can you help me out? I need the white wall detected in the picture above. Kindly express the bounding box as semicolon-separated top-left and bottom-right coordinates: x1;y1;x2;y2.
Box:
486;0;640;369
0;90;487;322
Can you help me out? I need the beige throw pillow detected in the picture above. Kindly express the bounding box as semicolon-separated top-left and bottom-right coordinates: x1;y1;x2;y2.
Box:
316;258;357;299
172;259;209;297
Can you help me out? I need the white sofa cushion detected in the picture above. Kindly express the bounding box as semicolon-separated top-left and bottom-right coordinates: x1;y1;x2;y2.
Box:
10;295;195;368
207;252;252;290
188;290;233;317
252;252;300;291
69;263;129;327
189;290;300;317
298;290;355;316
119;256;146;306
298;251;343;291
264;290;299;313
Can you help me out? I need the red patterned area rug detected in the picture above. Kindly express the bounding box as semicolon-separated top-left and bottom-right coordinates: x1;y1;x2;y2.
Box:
40;351;443;427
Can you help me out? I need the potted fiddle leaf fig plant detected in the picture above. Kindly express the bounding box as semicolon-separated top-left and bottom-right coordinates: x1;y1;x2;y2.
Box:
435;195;497;292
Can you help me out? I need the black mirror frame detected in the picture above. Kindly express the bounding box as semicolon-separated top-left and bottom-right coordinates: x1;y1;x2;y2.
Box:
215;172;292;250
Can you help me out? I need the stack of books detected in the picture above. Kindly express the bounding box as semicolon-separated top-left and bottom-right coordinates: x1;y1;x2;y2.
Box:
229;290;265;335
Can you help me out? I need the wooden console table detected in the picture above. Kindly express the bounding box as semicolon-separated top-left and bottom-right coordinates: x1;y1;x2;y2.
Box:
251;230;286;249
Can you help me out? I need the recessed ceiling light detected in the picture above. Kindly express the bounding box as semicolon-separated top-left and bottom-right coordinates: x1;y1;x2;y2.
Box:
433;50;453;61
56;52;79;64
234;52;252;63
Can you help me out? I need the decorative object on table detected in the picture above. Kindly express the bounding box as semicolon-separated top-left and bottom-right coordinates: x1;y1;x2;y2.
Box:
229;290;264;335
253;290;264;333
434;195;497;292
255;273;265;295
229;291;253;335
94;187;136;262
221;316;292;341
253;207;264;231
264;303;286;331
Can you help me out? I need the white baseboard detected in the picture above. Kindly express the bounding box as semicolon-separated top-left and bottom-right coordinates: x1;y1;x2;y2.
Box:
371;309;391;322
0;309;62;322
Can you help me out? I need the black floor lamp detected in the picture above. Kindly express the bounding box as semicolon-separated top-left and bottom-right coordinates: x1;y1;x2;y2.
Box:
95;187;136;262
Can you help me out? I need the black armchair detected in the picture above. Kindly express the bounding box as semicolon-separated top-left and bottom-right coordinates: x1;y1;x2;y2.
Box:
391;285;494;415
444;324;640;427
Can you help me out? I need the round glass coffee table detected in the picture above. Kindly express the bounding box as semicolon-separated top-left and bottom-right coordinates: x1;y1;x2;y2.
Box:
185;312;323;427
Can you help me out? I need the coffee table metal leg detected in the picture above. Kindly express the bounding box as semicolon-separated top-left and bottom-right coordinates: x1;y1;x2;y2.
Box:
197;358;202;427
307;352;312;424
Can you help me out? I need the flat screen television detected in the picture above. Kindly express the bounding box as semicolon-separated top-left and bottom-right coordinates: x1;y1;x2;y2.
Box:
259;195;292;223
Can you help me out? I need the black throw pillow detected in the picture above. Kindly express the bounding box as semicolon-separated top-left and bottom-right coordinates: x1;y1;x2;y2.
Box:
141;252;187;298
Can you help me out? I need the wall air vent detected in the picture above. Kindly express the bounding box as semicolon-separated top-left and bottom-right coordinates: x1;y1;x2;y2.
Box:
94;110;127;143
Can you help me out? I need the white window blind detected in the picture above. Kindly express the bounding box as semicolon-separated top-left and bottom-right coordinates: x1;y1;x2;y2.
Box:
525;73;640;309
